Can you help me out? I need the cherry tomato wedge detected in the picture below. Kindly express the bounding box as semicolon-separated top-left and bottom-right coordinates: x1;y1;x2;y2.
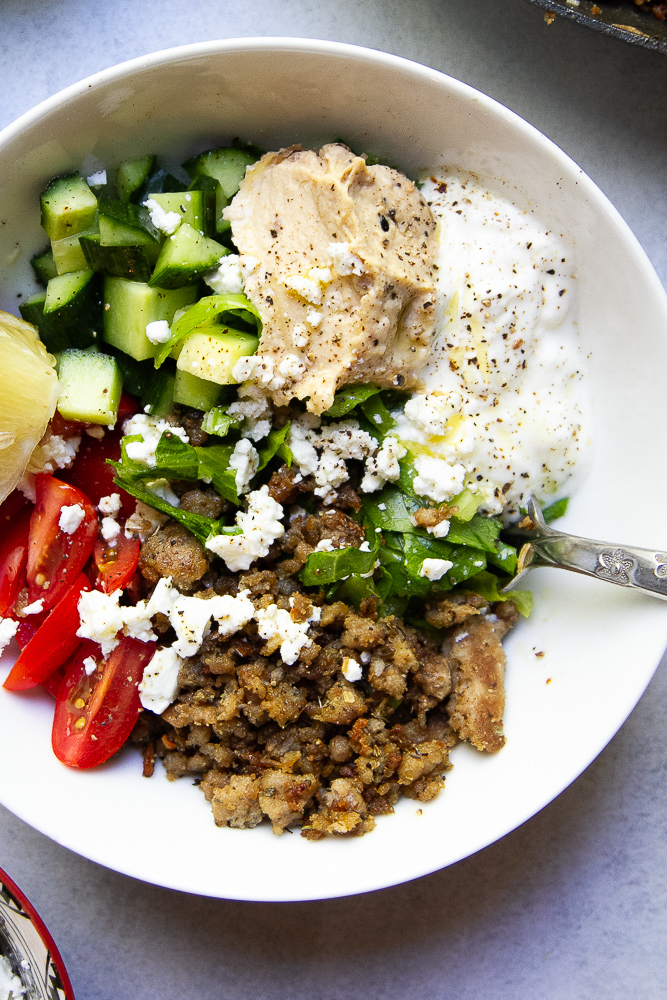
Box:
0;504;32;616
94;533;140;594
27;475;97;613
4;574;90;691
52;636;157;769
43;667;65;700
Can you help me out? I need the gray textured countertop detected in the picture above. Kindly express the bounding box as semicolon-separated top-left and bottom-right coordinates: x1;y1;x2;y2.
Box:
1;1;666;997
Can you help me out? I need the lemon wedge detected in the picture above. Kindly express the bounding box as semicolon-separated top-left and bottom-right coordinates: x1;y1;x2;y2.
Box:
0;310;59;505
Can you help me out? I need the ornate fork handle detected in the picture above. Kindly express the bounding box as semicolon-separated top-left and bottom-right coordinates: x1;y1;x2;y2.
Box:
504;497;667;601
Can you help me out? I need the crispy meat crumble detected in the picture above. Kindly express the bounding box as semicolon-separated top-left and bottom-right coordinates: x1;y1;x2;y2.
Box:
130;466;518;838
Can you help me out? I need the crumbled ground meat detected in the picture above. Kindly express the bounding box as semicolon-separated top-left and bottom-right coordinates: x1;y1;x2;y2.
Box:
139;521;210;591
131;466;519;838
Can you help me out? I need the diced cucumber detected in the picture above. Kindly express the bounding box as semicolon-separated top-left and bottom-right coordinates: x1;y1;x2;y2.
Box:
97;198;160;247
144;190;212;236
19;292;90;353
117;155;156;202
30;247;58;286
148;224;224;289
176;327;258;384
41;269;101;350
40;174;98;241
144;368;175;416
103;277;199;361
45;268;96;313
52;225;99;275
173;368;222;410
138;167;186;201
80;235;155;283
57;349;123;425
183;145;260;235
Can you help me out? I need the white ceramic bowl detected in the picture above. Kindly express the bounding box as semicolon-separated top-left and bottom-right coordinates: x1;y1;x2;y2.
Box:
1;38;666;902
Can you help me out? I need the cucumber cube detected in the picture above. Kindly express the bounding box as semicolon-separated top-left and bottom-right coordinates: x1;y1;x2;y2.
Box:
40;174;98;241
148;224;224;289
173;369;222;410
117;155;156;203
80;235;155;283
145;191;210;236
44;269;96;313
183;145;260;235
102;277;199;361
176;328;258;385
31;247;58;286
57;350;123;426
51;225;99;275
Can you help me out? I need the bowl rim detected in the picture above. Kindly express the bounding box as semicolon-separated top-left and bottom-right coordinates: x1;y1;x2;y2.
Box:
1;37;667;901
1;34;664;313
0;865;74;998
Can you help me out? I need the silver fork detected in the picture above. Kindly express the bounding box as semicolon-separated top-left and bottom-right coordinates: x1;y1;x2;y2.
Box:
503;496;667;601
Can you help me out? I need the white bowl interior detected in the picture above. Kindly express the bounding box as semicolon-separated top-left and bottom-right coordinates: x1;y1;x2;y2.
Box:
1;39;666;901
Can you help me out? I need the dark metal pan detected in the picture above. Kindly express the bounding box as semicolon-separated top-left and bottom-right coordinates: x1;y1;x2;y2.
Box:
527;0;667;53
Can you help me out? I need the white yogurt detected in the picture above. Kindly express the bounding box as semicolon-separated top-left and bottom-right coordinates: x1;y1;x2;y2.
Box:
393;170;590;520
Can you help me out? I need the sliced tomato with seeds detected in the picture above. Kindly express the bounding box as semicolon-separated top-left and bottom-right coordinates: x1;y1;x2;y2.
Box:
94;533;141;594
52;636;157;769
0;503;32;616
4;573;90;691
26;475;97;612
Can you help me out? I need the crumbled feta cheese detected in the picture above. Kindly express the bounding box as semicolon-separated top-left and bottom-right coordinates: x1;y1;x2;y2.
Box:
229;438;259;494
58;503;85;535
82;656;98;676
205;486;285;572
28;430;81;476
0;618;18;656
342;656;363;682
413;455;466;503
360;651;371;664
292;325;310;348
278;354;306;380
283;274;323;305
306;309;322;328
327;241;365;276
378;503;387;511
143;198;181;235
205;254;245;295
98;493;122;515
419;558;454;581
122;413;189;467
146;479;181;507
427;519;451;539
255;602;320;666
100;516;121;543
22;599;44;615
227;384;272;442
361;436;407;492
77;589;127;656
124;501;169;541
232;353;274;386
288;416;377;500
78;577;255;661
315;538;335;552
139;646;183;714
86;169;107;186
145;320;171;345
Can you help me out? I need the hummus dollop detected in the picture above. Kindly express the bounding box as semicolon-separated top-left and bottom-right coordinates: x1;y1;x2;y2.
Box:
225;144;437;414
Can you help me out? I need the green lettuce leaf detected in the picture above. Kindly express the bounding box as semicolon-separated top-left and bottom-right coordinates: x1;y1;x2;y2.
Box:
154;293;262;367
464;570;533;617
322;384;382;418
299;531;380;587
